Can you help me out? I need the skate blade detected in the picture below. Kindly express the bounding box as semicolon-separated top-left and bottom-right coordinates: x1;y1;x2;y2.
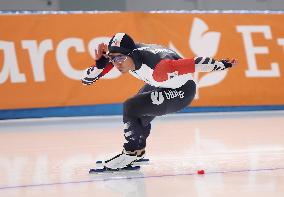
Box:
89;166;140;174
95;158;149;167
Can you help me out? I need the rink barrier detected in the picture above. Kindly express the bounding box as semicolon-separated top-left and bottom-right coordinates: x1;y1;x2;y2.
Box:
0;104;284;120
1;11;284;118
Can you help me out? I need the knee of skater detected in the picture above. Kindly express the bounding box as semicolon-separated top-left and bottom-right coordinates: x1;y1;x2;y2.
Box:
123;98;137;116
184;91;196;105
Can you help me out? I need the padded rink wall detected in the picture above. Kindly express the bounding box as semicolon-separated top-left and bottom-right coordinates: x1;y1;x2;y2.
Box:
0;11;284;119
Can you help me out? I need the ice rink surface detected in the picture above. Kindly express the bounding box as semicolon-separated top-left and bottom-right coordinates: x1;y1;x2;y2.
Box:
0;111;284;197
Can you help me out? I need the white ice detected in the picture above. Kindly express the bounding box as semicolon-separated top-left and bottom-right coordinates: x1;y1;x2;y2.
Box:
0;111;284;197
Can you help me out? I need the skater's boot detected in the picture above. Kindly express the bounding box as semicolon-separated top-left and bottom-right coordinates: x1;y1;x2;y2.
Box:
103;149;145;170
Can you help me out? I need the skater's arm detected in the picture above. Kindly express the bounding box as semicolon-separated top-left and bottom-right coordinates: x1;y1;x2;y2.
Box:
152;57;237;82
81;43;114;85
194;57;237;72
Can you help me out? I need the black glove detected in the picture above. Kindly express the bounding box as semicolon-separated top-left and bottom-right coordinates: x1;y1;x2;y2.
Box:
220;59;237;69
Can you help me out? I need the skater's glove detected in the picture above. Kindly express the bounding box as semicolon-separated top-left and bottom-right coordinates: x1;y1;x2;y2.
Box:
81;56;112;85
81;65;102;85
219;59;238;70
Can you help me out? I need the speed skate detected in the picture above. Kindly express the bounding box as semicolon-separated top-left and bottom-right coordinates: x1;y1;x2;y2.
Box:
89;158;149;174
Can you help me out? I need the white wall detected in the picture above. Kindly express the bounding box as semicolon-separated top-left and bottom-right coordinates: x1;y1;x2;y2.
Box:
126;0;198;11
126;0;284;11
197;0;284;10
0;0;59;11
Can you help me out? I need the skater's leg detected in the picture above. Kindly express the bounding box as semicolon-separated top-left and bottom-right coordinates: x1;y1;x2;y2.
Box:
123;80;196;151
103;85;156;169
103;80;196;169
137;84;156;127
123;84;156;151
137;84;156;140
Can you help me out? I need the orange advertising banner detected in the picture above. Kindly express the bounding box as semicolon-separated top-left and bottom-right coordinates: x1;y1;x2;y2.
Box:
0;12;284;110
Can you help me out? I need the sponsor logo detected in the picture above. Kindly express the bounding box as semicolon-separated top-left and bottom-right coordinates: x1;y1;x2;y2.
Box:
164;90;184;99
110;33;125;47
111;38;120;47
151;90;185;105
151;91;164;105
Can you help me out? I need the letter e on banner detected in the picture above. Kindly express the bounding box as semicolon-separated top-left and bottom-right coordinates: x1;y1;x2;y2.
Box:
236;25;280;77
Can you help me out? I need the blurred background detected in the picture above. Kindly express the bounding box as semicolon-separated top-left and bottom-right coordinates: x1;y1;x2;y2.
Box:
0;0;284;11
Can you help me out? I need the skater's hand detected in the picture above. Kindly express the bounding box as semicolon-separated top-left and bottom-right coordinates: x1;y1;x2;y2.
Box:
95;43;108;61
81;44;113;86
81;65;100;85
221;58;238;69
